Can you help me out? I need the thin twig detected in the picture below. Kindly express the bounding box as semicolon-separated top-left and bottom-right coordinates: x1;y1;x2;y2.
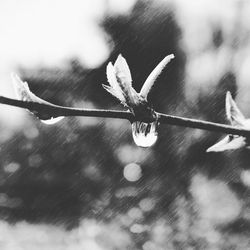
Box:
158;113;250;137
0;96;133;120
1;95;250;137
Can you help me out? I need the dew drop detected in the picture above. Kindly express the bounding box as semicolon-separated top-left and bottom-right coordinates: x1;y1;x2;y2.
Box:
41;116;64;125
131;121;158;147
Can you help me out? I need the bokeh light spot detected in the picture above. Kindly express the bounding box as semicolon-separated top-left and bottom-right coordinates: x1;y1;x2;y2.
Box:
4;162;20;173
123;163;142;182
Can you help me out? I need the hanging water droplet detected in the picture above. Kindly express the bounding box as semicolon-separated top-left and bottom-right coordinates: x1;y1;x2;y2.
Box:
41;116;64;125
131;120;158;147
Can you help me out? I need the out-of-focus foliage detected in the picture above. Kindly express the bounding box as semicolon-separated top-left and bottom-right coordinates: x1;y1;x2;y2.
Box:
1;0;250;249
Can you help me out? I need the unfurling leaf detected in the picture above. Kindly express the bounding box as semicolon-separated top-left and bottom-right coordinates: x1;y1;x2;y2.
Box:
113;54;132;86
206;135;246;152
225;91;245;127
103;53;174;109
140;54;175;100
103;54;174;147
11;73;64;124
103;62;126;104
103;55;139;107
207;92;250;152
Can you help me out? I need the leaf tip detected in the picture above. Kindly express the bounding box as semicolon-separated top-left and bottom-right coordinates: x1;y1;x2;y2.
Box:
115;54;125;65
11;72;22;87
11;72;19;81
168;54;175;60
225;91;246;126
206;145;217;153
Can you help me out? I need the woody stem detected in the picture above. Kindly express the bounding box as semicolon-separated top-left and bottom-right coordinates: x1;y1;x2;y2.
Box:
0;95;250;137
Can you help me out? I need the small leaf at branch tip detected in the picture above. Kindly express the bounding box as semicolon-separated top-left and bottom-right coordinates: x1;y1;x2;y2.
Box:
10;73;65;124
225;91;233;119
105;54;140;108
117;54;123;60
11;72;21;83
139;54;175;99
168;54;175;59
225;90;246;126
11;72;33;102
114;54;132;84
105;61;127;104
226;91;231;98
11;72;22;82
206;135;246;152
114;54;125;68
102;84;126;104
207;92;250;153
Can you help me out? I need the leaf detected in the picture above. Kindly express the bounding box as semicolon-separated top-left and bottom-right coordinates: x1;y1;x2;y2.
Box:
104;62;126;103
226;91;246;127
104;55;140;107
114;54;139;106
102;84;126;105
12;73;39;103
140;54;175;100
207;92;250;153
11;73;64;124
206;135;246;152
114;54;132;86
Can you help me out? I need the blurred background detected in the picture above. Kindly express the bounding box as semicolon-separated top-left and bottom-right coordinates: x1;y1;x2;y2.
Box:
0;0;250;249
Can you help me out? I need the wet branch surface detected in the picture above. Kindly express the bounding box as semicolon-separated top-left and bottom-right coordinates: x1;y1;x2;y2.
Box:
1;95;250;137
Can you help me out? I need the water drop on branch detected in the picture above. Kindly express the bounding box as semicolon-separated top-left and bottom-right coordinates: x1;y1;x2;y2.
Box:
131;120;158;147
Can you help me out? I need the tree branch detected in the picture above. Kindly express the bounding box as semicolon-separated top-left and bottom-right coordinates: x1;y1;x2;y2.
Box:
158;113;250;137
0;96;133;121
1;95;250;137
